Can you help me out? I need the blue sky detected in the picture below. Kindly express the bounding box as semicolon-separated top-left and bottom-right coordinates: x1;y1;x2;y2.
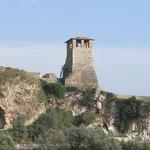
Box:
0;0;150;96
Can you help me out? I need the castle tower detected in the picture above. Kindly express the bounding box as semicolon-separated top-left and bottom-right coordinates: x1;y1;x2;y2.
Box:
61;37;98;89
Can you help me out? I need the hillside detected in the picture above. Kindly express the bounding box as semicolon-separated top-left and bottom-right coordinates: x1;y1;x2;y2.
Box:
0;67;46;128
0;67;149;149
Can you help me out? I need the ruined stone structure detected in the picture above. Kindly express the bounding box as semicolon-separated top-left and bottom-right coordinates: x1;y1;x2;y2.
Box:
61;37;98;89
43;73;57;83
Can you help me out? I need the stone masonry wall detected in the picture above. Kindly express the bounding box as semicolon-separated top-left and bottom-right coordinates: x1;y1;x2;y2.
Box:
63;39;98;89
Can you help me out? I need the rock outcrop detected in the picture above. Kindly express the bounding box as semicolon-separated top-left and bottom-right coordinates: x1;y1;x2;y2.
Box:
0;67;45;128
0;67;149;141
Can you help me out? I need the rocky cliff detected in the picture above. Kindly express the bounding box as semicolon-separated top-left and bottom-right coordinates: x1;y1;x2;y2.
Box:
0;67;45;128
0;67;149;141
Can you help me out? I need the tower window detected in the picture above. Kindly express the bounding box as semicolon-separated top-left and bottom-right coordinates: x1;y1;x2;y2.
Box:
76;39;82;47
84;40;90;48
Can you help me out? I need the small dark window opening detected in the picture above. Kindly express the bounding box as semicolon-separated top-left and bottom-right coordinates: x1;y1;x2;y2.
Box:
84;40;90;48
76;39;82;47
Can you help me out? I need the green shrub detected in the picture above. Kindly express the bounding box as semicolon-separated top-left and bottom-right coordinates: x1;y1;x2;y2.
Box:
102;92;117;120
79;88;96;109
139;101;150;118
40;81;66;99
30;108;74;138
37;87;49;104
121;140;150;150
56;109;74;128
75;112;96;126
51;82;66;98
105;92;117;102
115;97;141;133
39;129;68;150
65;127;122;150
0;133;16;150
66;86;81;94
27;123;42;141
12;115;27;140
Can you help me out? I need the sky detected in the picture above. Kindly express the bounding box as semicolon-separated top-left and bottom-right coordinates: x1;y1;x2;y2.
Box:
0;0;150;96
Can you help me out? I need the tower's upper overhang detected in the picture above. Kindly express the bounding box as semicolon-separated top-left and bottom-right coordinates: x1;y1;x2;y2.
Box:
65;36;94;43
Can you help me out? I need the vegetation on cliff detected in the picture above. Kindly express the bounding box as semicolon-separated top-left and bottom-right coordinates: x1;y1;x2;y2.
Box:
115;96;150;133
1;107;150;150
0;67;149;149
37;80;66;104
101;91;150;134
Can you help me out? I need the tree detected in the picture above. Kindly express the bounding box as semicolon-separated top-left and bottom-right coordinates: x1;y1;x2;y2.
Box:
65;127;122;150
121;140;150;150
12;115;27;140
75;112;96;126
39;129;68;150
0;133;16;150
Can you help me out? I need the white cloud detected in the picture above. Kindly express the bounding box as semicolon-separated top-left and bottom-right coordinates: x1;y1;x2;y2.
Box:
0;42;150;96
94;46;150;96
0;42;65;76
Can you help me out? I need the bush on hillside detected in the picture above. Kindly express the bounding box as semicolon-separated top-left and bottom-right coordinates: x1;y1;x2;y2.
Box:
79;88;96;109
75;112;96;126
121;140;150;150
12;115;27;140
115;97;141;133
66;86;81;94
65;127;122;150
29;108;74;139
0;133;16;150
40;81;66;99
39;129;68;150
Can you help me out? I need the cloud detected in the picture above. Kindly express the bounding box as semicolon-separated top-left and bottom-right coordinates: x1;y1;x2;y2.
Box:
94;46;150;96
0;42;65;76
0;42;150;96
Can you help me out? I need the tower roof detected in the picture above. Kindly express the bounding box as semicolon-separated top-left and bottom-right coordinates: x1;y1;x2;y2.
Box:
65;36;94;43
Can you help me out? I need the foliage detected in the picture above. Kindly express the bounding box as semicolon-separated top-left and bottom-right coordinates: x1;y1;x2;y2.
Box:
12;115;27;140
79;88;96;109
75;112;96;126
0;133;16;150
121;140;150;150
105;92;117;102
103;92;117;119
139;100;150;118
50;82;66;98
37;81;66;104
115;97;141;133
38;129;68;150
65;127;122;150
37;85;49;104
40;81;66;99
29;108;74;139
66;86;81;94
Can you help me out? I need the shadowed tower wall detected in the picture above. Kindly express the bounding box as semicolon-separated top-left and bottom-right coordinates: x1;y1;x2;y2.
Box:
62;37;98;89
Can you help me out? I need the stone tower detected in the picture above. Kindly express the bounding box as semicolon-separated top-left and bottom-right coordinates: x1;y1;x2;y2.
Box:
61;37;98;89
